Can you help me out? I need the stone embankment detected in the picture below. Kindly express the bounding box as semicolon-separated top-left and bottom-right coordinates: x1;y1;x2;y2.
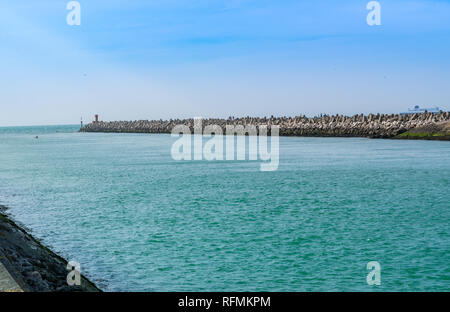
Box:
80;111;450;139
0;205;100;292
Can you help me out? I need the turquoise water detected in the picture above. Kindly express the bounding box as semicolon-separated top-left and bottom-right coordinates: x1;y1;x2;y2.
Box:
0;125;449;291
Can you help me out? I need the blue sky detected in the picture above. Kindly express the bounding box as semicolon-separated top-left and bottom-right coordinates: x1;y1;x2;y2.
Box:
1;0;450;126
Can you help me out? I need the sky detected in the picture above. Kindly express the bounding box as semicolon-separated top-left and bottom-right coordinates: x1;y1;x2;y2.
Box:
1;0;450;126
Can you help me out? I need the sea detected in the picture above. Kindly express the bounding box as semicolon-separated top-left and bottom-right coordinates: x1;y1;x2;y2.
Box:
0;125;449;291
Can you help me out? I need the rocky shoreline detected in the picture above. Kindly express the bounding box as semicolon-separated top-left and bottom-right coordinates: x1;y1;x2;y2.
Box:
80;112;450;140
0;205;101;292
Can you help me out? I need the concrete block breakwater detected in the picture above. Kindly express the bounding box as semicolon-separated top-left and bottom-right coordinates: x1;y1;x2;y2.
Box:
80;111;450;139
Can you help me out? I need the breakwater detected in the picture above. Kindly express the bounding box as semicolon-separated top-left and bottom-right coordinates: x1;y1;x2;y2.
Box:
80;111;450;139
0;205;100;292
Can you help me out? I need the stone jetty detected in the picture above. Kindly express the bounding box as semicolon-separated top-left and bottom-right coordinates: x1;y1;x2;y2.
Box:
0;205;100;292
80;111;450;139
